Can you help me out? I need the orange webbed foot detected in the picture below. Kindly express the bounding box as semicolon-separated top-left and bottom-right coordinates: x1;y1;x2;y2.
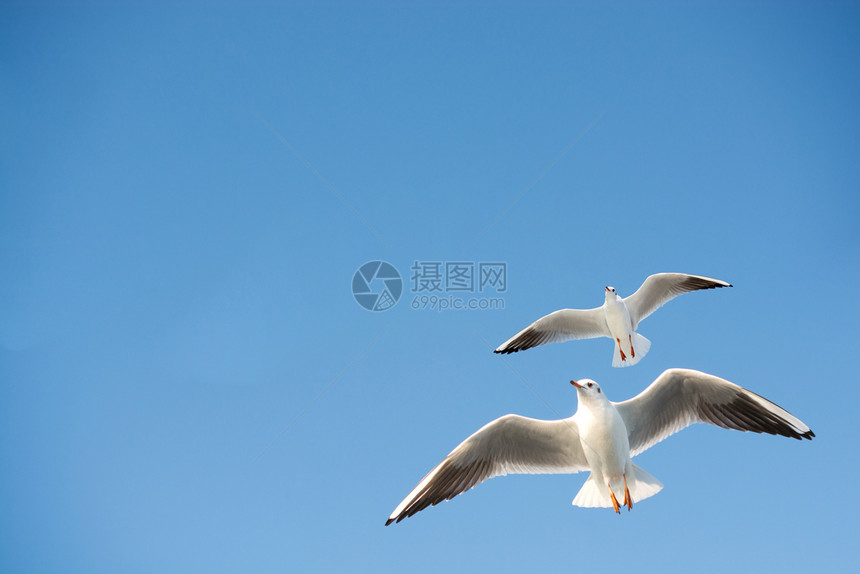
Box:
623;474;633;512
616;339;627;361
609;488;621;514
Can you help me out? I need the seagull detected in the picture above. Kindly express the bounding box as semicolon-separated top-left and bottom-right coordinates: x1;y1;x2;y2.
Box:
385;368;812;524
494;273;732;367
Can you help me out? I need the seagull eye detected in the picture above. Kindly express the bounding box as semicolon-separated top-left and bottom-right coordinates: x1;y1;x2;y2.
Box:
587;382;593;388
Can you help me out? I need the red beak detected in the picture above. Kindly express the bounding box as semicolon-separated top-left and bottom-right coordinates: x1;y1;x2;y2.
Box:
570;380;583;389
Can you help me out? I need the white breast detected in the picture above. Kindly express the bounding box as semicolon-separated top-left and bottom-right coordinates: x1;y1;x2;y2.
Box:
603;297;634;340
577;402;630;476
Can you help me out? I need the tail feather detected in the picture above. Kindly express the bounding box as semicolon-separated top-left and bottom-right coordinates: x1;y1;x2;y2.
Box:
611;333;651;368
627;462;663;502
572;464;663;508
611;345;624;368
572;474;611;508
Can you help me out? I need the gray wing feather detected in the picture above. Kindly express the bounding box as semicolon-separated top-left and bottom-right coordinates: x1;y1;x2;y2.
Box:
614;369;814;457
623;273;732;329
386;415;587;524
494;308;609;354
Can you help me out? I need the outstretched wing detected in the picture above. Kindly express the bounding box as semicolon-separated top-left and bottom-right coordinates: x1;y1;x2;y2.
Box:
386;415;587;524
614;368;814;457
494;308;609;354
623;273;731;329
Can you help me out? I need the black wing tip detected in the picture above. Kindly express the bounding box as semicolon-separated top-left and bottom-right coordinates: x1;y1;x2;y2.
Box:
787;428;814;440
495;330;545;354
702;393;815;442
494;347;520;354
680;276;733;292
386;513;411;525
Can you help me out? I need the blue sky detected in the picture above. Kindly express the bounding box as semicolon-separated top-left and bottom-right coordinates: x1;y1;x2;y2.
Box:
2;1;859;572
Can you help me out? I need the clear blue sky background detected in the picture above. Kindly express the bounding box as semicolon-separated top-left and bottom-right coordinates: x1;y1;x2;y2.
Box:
2;2;859;573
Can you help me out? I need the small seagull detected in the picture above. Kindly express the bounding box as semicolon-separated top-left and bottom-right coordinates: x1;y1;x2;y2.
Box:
385;369;812;524
494;273;732;367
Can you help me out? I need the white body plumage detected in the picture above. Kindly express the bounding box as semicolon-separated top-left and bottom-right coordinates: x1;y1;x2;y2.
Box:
570;379;661;508
602;287;649;367
575;380;629;484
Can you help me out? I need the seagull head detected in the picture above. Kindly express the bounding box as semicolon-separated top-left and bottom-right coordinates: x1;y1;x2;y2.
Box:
570;378;605;399
604;286;617;299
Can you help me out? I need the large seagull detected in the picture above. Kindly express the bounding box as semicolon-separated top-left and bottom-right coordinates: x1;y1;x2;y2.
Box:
385;369;812;524
494;273;732;367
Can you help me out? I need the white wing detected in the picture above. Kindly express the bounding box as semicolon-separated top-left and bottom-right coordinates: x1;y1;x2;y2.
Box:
623;273;732;329
614;368;814;457
494;308;609;354
386;415;588;524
